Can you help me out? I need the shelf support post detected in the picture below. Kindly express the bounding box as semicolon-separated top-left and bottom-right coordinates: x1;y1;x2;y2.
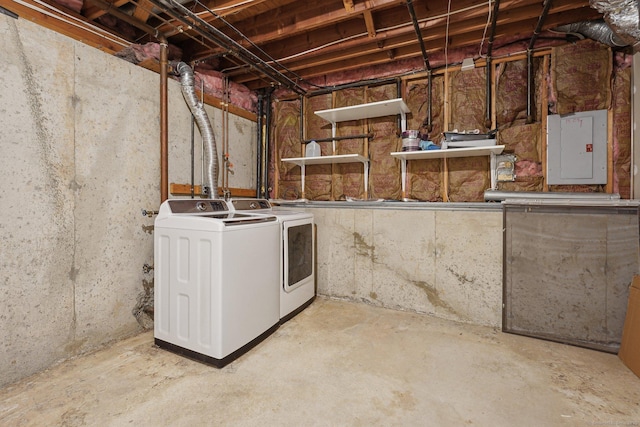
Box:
331;122;337;154
300;164;306;200
401;159;408;200
490;152;497;190
363;160;369;199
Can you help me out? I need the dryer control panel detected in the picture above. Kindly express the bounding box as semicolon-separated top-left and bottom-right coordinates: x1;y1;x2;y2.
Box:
231;199;271;211
167;199;230;214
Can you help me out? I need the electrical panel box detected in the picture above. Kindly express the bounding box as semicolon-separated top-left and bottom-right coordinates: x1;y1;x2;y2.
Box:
546;109;608;185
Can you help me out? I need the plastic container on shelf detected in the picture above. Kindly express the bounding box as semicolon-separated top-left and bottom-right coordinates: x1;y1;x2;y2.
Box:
402;137;420;151
306;140;321;157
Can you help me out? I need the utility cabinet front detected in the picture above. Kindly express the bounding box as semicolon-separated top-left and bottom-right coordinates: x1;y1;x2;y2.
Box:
546;109;608;185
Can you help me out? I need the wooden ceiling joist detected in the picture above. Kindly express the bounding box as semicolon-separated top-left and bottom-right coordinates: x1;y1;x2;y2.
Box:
2;0;609;90
132;0;153;23
82;0;130;21
363;9;376;38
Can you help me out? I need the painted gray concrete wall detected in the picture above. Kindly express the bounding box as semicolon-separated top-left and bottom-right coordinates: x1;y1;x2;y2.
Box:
298;207;503;327
0;15;256;387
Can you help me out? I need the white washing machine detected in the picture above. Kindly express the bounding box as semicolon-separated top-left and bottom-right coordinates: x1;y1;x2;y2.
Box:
230;199;315;322
154;199;280;367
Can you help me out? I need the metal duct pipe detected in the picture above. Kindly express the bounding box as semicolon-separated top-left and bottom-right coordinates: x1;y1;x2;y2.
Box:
176;62;218;198
590;0;640;48
484;190;621;202
554;20;629;47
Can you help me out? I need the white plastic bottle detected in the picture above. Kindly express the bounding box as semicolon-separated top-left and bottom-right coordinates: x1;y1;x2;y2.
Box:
306;140;321;157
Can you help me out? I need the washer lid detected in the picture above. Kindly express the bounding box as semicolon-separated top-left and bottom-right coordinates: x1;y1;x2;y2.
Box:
203;212;277;225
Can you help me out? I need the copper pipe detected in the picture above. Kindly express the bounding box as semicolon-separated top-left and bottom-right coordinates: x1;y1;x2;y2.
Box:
160;37;169;203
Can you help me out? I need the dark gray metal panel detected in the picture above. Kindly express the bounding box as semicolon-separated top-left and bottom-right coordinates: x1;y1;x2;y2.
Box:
503;203;639;352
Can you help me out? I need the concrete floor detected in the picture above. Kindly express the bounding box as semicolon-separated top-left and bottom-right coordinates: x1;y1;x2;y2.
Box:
1;297;639;426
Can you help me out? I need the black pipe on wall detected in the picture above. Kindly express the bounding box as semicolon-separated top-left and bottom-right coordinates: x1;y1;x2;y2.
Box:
396;78;403;131
264;89;273;198
426;70;432;131
527;0;553;123
256;91;264;198
485;0;500;129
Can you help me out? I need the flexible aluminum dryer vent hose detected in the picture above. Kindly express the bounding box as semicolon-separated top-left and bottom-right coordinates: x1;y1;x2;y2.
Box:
176;62;218;198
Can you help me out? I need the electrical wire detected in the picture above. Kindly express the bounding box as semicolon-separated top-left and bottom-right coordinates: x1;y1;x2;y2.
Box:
122;0;272;85
213;0;495;90
110;0;500;92
189;0;306;82
223;1;492;70
478;0;493;57
197;0;255;14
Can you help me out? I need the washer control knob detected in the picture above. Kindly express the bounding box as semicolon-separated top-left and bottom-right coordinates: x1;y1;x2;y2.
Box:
196;202;207;211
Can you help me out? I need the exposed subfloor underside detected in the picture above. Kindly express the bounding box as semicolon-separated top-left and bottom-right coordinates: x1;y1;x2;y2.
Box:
1;297;638;426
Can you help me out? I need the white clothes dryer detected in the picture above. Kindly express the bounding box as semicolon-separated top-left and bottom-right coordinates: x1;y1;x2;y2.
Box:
230;199;315;322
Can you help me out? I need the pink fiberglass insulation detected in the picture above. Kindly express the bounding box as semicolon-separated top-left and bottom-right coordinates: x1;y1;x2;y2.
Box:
330;88;368;200
405;77;444;201
272;99;305;200
515;160;543;176
612;52;632;198
551;39;612;115
194;66;257;113
366;84;403;200
301;94;333;201
116;42;183;64
116;43;256;112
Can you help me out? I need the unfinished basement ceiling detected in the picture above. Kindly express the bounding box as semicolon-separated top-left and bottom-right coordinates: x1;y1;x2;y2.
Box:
2;0;636;93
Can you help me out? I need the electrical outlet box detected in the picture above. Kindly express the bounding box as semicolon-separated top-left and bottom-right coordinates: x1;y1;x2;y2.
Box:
546;109;607;185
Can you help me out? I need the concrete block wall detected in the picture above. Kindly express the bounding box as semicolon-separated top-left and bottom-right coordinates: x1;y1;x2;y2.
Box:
0;15;256;387
303;207;503;327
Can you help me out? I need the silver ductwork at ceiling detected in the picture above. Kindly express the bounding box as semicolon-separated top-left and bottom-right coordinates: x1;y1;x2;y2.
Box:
554;19;629;47
552;1;640;50
176;62;218;198
590;0;640;49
